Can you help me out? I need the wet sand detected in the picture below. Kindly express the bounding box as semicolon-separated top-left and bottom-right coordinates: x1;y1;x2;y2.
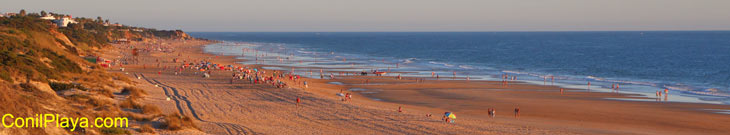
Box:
102;39;730;135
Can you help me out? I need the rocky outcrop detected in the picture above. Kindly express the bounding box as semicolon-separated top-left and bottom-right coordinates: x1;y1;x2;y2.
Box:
152;30;194;40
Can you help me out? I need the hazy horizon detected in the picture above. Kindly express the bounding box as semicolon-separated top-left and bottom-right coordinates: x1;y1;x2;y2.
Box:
3;0;730;32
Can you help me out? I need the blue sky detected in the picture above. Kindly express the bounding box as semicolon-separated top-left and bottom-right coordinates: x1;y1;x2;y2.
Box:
3;0;730;32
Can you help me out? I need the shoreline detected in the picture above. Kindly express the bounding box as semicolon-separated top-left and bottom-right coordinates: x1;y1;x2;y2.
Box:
106;39;730;134
203;41;730;106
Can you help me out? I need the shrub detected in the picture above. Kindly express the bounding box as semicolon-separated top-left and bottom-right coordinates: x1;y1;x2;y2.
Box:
100;127;130;135
119;98;141;109
55;38;78;55
112;73;132;84
86;97;111;107
49;82;87;91
42;48;82;73
99;89;114;98
141;104;161;115
120;87;146;99
0;69;12;82
139;124;155;133
19;83;39;92
123;112;157;122
161;113;198;130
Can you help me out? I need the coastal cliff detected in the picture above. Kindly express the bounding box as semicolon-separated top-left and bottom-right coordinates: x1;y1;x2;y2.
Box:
0;11;197;134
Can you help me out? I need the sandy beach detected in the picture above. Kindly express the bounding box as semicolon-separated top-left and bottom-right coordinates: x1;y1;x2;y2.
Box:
101;39;730;135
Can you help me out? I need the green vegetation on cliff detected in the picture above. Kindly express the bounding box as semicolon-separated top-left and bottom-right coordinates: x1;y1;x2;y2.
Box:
0;10;196;134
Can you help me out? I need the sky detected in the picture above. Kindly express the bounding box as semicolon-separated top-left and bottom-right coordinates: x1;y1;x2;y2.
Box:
3;0;730;32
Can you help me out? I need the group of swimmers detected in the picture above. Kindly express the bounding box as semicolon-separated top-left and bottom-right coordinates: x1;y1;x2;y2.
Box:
656;88;670;101
502;74;514;86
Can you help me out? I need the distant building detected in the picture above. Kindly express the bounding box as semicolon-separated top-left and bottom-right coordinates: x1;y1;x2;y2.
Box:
40;14;55;20
53;16;78;27
113;38;130;43
105;22;123;27
132;29;143;32
4;13;17;17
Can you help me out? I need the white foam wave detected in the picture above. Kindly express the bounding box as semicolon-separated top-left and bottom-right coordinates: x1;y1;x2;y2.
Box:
429;61;454;67
296;50;315;54
586;76;603;81
458;65;475;69
402;58;417;64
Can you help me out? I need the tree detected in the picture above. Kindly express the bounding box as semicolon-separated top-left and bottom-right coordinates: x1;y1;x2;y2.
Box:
19;9;26;16
96;16;103;23
40;11;47;16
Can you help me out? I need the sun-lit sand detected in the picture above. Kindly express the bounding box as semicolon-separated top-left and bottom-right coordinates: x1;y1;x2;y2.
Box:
102;39;730;135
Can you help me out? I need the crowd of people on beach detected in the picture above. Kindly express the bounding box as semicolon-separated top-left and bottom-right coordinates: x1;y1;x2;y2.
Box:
154;56;299;89
121;43;630;126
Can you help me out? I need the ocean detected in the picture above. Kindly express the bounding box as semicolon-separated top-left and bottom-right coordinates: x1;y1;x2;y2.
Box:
190;32;730;104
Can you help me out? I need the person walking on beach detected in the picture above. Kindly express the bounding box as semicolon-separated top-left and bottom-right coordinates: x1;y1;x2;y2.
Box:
303;81;308;88
514;107;520;119
398;106;403;113
347;93;352;101
488;108;493;118
443;112;455;123
296;97;301;107
560;88;564;94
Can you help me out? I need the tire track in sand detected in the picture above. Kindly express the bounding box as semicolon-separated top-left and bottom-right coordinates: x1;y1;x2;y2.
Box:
140;74;256;135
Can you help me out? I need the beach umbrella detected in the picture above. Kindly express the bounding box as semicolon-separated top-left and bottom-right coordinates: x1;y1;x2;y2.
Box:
444;112;456;119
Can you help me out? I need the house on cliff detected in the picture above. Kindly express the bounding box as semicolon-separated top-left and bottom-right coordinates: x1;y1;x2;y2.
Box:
53;15;78;27
40;14;55;20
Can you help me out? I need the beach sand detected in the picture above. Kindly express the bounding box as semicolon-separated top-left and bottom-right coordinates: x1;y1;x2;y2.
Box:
102;39;730;134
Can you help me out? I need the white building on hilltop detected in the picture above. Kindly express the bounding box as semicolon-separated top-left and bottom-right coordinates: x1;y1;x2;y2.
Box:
40;14;55;20
53;16;78;27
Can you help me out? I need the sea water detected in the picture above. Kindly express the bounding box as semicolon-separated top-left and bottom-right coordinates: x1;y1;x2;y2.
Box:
192;32;730;104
